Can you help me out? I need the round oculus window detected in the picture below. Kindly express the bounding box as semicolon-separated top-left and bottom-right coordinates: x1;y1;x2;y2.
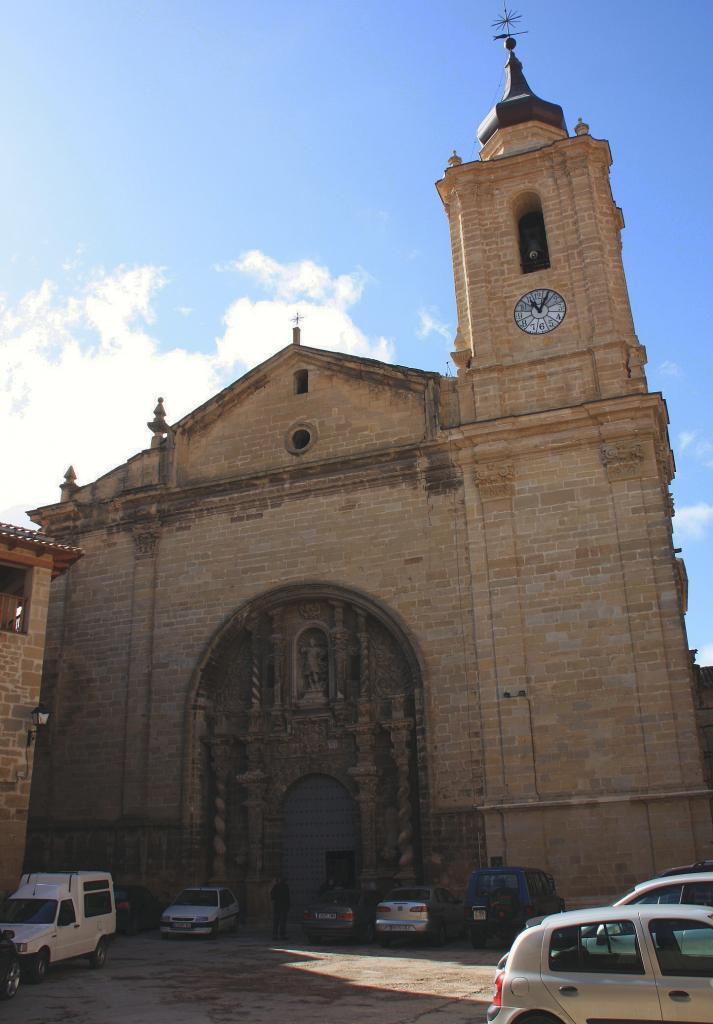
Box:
291;429;311;450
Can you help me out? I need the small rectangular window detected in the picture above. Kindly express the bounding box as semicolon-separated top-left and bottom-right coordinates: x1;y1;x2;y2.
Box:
0;562;30;634
83;879;109;892
631;883;683;905
684;882;713;907
549;920;645;975
294;369;309;394
84;890;112;918
649;918;713;977
58;899;77;926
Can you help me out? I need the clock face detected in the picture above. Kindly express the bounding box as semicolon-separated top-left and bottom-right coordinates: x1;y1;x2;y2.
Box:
514;288;567;335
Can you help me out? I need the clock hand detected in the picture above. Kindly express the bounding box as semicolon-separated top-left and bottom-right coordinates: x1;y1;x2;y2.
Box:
536;290;550;314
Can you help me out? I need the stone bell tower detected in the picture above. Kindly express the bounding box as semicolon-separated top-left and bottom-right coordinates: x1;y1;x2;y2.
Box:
437;35;648;423
434;34;712;896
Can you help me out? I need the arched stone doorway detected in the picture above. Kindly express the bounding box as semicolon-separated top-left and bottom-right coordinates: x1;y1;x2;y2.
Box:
185;583;427;920
282;774;357;914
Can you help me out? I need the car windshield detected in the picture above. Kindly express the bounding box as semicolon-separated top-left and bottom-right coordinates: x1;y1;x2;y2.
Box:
319;890;359;905
174;890;218;907
0;899;58;924
386;889;430;902
474;873;519;896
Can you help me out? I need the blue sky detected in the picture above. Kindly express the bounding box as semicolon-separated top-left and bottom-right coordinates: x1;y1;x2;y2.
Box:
1;0;711;661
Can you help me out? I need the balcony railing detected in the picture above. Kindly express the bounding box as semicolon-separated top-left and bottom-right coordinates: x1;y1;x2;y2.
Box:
0;592;27;634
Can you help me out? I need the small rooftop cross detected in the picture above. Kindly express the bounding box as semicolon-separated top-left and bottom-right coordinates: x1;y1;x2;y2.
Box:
291;311;304;345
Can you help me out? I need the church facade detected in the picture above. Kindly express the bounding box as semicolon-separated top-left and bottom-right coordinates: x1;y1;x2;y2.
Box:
26;41;712;914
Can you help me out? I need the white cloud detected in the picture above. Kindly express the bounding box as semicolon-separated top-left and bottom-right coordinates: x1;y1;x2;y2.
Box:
658;360;682;378
214;251;392;369
0;252;393;521
218;250;369;312
674;503;713;541
176;306;193;317
0;265;220;519
417;308;451;341
697;644;713;666
679;430;697;451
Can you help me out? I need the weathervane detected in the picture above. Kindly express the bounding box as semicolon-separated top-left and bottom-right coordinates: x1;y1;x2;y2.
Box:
491;4;527;44
291;312;304;328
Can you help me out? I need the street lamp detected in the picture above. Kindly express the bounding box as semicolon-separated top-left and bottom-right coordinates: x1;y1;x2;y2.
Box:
27;702;50;747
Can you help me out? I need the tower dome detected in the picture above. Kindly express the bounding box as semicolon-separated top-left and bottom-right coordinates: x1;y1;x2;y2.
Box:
477;38;567;146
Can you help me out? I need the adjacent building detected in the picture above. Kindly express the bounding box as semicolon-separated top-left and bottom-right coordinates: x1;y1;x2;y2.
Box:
0;523;81;895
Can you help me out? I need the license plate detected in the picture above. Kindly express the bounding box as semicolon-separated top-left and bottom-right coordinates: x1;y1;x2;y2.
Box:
472;909;487;921
173;922;192;929
386;923;414;931
317;913;336;920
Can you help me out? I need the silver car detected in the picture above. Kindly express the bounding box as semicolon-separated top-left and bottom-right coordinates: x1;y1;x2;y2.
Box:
160;886;239;938
614;871;713;908
488;904;713;1023
375;886;463;946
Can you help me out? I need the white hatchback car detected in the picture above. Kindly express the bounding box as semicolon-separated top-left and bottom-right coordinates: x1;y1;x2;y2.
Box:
488;904;713;1023
160;886;239;938
614;872;713;908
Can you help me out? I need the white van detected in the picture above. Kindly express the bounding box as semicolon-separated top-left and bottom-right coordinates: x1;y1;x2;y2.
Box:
0;872;115;982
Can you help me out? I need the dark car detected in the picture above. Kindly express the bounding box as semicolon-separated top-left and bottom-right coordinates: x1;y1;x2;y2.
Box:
0;930;20;1001
114;885;163;935
465;866;564;947
302;888;382;944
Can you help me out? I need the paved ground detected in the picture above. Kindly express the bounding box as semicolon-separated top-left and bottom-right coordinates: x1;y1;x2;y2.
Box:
4;930;502;1024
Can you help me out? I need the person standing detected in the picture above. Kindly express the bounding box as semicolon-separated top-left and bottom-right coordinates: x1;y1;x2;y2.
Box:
270;876;290;940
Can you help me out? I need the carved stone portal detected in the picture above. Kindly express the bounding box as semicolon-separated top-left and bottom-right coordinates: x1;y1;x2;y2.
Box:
194;585;424;907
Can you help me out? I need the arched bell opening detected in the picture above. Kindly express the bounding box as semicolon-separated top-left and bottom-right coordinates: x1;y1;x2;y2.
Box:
182;583;429;922
513;191;550;273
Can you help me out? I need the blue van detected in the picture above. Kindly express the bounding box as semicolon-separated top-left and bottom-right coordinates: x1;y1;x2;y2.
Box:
464;866;564;947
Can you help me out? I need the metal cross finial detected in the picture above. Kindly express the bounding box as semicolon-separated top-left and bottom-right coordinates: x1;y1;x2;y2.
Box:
491;4;527;41
291;312;304;328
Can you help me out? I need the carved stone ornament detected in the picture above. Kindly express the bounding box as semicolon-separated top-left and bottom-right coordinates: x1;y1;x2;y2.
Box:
133;529;159;557
299;718;327;754
297;628;329;701
298;601;324;621
474;462;515;499
600;441;644;481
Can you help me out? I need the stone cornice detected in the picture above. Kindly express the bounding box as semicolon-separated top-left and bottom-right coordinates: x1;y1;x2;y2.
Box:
31;392;671;541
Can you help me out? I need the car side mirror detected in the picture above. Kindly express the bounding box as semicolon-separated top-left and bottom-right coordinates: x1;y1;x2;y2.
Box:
1;929;15;940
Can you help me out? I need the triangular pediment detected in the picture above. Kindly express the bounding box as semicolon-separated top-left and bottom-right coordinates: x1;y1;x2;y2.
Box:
173;344;437;438
171;344;441;489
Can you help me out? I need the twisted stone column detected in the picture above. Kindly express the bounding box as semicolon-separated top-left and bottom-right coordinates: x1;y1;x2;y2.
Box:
250;625;262;709
209;738;234;881
389;716;415;881
270;609;285;708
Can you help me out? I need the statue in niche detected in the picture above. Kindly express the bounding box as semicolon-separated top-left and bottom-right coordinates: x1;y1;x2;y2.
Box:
298;629;328;698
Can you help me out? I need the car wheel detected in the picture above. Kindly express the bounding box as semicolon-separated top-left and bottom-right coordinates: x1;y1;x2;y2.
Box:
89;937;108;969
378;936;391;948
208;921;219;939
27;948;49;984
0;957;20;1000
161;932;171;940
470;924;488;949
